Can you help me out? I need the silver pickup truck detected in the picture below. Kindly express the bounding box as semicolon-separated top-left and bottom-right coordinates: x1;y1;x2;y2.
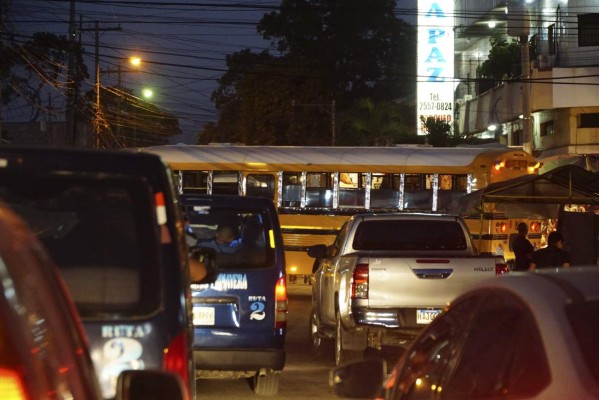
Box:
307;213;508;365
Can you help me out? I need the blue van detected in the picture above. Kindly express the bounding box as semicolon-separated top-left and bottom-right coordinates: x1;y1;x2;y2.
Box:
182;194;287;396
0;147;195;399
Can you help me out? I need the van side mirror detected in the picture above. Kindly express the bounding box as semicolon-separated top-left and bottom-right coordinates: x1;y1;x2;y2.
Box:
116;370;186;400
307;244;328;259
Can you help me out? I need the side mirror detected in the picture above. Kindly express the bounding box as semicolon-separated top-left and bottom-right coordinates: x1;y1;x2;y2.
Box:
307;244;328;259
116;370;186;400
330;359;386;398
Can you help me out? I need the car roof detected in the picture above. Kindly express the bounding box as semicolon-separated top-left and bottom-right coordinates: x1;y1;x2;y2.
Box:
0;201;102;399
470;267;599;304
0;146;166;176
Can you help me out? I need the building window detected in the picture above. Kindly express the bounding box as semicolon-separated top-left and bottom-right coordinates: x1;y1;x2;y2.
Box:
512;129;524;146
578;14;599;47
580;113;599;128
540;121;555;137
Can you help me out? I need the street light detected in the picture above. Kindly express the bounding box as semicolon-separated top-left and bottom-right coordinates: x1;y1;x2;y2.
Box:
291;99;336;146
142;88;153;99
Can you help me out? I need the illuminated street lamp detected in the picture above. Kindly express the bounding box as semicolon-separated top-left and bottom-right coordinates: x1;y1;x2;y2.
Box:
142;88;153;99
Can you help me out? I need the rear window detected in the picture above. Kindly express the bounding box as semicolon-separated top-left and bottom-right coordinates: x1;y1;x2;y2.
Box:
0;175;161;318
185;205;275;270
566;300;599;385
353;219;467;251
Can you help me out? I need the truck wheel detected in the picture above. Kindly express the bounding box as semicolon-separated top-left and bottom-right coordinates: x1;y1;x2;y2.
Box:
310;308;333;358
250;370;280;396
335;314;363;366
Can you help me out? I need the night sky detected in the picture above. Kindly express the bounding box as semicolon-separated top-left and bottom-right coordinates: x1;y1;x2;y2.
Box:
8;0;416;144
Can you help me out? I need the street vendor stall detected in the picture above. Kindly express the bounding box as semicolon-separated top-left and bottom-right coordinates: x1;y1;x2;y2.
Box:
451;164;599;266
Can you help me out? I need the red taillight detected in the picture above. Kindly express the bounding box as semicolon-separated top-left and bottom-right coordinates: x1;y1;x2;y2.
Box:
495;262;509;275
0;368;28;400
275;276;288;330
163;331;189;397
495;222;507;233
351;263;369;299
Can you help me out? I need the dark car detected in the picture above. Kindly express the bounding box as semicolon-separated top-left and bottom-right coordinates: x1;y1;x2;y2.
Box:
0;199;187;400
0;147;195;399
182;194;287;396
331;267;599;399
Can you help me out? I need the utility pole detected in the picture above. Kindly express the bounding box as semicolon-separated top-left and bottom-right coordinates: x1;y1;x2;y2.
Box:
66;0;76;146
521;35;532;154
80;21;121;148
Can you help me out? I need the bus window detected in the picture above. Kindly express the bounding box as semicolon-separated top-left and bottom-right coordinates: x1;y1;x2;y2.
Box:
339;172;364;208
405;173;431;210
282;172;302;207
213;171;239;195
437;174;469;212
182;171;209;193
306;172;332;208
246;174;275;200
370;173;400;209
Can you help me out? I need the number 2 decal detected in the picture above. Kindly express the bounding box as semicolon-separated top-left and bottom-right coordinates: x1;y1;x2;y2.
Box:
250;301;266;320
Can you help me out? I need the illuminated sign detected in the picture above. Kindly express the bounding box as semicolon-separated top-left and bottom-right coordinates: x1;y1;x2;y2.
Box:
417;0;455;134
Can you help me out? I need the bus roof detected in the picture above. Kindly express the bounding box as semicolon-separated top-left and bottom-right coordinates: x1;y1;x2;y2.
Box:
136;144;534;173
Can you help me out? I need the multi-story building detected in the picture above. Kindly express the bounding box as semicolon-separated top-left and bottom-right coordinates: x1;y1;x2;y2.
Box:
454;0;599;171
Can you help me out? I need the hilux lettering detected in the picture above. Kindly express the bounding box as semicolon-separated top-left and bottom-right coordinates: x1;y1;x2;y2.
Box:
474;267;493;272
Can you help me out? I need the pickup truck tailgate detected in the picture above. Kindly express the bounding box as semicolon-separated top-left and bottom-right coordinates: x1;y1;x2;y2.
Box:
366;256;499;308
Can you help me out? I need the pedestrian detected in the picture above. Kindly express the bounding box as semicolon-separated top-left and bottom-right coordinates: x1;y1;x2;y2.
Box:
529;231;571;270
512;222;534;271
197;224;238;254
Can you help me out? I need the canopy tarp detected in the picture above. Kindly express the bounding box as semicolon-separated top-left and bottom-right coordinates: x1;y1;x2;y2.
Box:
450;164;599;219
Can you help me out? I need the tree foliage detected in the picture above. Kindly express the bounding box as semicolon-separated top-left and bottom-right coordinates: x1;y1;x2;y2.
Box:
340;98;420;146
477;32;520;83
420;116;472;147
201;0;416;145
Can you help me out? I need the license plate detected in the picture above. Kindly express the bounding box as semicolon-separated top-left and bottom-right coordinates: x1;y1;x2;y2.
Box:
416;309;442;324
193;306;215;326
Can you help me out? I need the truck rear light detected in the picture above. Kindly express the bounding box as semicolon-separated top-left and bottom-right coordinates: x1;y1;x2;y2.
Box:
0;368;28;400
351;263;369;299
495;262;509;275
163;331;190;397
275;276;288;330
495;222;507;233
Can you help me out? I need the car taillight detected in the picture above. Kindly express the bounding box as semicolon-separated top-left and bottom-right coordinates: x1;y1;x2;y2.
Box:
0;368;28;400
495;222;507;233
163;331;189;396
275;276;288;330
495;262;509;275
351;263;369;299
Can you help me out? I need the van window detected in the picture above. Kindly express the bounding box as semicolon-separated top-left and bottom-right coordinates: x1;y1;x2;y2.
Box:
186;207;274;269
0;176;161;318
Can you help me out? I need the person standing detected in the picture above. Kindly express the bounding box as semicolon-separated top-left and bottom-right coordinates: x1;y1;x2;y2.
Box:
512;222;534;271
529;231;571;270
